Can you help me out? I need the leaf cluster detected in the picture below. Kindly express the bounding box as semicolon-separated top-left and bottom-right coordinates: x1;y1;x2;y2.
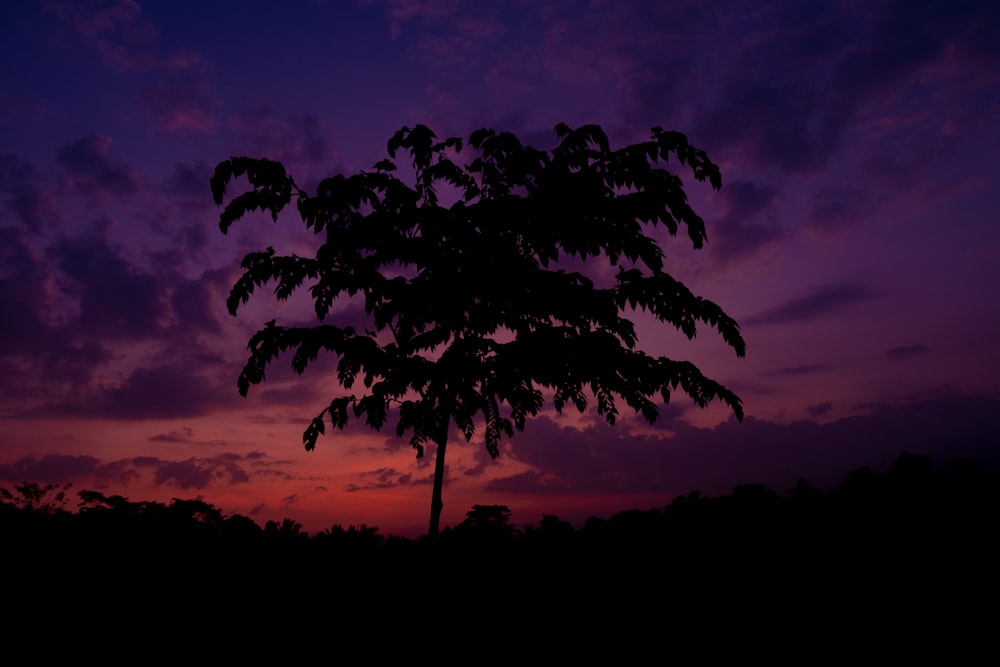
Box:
212;123;744;458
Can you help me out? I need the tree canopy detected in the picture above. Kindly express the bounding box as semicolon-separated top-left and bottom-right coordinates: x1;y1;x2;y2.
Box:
211;122;745;537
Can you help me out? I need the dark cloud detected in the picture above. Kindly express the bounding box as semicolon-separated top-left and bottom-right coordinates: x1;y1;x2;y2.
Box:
0;451;255;491
151;459;213;489
56;135;140;197
489;416;674;495
347;465;435;492
43;341;113;386
147;453;251;489
152;456;249;489
91;215;118;235
148;427;195;443
806;183;876;235
806;402;834;418
766;364;832;377
695;79;850;173
0;454;101;484
170;269;227;334
951;1;1000;67
351;466;402;491
0;154;59;230
178;224;210;251
708;180;784;262
746;283;878;326
717;180;774;219
688;1;996;176
227;107;333;165
49;235;164;339
0;453;140;487
484;469;572;495
0;226;55;355
140;82;217;132
493;393;1000;498
162;160;213;208
43;0;201;73
886;344;928;360
827;0;981;102
1;230;231;413
100;364;227;420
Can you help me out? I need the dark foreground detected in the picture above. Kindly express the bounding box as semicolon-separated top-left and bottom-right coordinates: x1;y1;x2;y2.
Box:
3;452;998;656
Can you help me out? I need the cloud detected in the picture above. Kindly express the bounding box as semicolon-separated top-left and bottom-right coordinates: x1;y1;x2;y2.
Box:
43;0;201;73
0;451;257;491
0;453;102;484
148;427;195;443
827;0;981;102
886;344;928;360
0;454;138;487
381;0;467;39
484;469;572;495
685;1;996;177
0;226;57;356
49;234;164;339
414;7;506;68
227;107;334;165
696;79;851;173
43;341;113;386
0;231;232;412
766;364;833;377
151;453;251;489
169;269;227;334
746;283;878;326
140;82;218;132
708;180;784;262
162;160;213;205
806;402;834;418
152;458;214;489
805;183;877;235
346;465;435;492
151;455;251;489
56;135;141;198
0;154;59;230
492;393;1000;498
99;364;228;420
488;416;674;495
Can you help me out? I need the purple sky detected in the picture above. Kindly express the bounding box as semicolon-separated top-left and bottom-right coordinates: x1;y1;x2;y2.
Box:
2;0;999;535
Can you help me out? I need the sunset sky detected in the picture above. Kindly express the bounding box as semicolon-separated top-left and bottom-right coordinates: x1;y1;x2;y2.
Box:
2;0;999;536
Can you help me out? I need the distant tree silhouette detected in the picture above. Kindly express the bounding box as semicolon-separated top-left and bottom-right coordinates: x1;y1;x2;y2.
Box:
212;123;746;538
453;503;515;543
265;517;306;541
0;482;72;514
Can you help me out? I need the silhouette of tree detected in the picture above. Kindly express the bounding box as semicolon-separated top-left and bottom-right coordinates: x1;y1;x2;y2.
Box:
0;482;72;514
454;503;515;543
212;123;746;537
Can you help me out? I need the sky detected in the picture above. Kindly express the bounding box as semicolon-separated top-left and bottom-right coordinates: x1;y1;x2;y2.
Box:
2;0;999;536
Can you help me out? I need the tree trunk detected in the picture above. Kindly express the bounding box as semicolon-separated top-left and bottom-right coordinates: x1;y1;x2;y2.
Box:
427;434;448;539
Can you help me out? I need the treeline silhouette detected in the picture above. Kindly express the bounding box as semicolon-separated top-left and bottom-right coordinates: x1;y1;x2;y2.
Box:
4;451;997;644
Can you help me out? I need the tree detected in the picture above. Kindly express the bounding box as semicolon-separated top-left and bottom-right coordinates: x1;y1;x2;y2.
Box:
453;504;516;543
211;123;745;538
0;481;72;514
